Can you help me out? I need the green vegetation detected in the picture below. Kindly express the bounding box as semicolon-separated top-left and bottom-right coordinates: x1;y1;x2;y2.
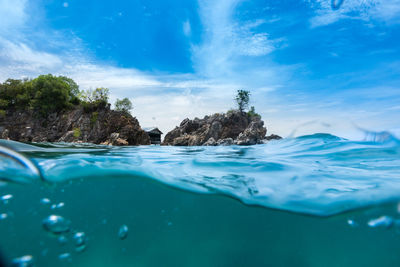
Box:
115;98;133;114
0;110;6;118
0;74;112;116
73;127;81;138
247;106;260;118
235;89;250;113
80;87;110;112
0;74;81;115
232;90;260;118
90;111;99;127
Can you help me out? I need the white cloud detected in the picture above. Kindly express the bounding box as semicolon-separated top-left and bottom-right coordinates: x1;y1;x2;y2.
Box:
193;0;283;77
0;0;27;33
307;0;400;27
0;39;62;74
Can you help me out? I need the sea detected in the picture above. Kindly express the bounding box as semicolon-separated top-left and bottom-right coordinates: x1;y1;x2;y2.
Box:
1;132;400;266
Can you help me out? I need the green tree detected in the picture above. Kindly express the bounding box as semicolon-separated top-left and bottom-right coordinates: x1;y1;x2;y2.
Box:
235;89;250;113
31;74;72;115
0;74;109;115
80;87;109;104
0;79;28;109
59;76;79;97
60;76;80;104
115;98;133;114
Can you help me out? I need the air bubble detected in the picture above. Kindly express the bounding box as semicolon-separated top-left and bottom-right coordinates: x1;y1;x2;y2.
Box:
73;232;86;246
11;255;34;267
367;216;393;228
42;215;71;234
51;202;64;209
40;198;51;205
0;213;7;220
58;253;71;262
73;231;87;252
118;225;128;240
1;194;13;204
347;219;358;227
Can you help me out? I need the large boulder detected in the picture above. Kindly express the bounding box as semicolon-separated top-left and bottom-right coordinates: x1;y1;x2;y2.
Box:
162;110;268;146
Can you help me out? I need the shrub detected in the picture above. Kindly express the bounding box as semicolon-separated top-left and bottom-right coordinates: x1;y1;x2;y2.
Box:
247;106;260;118
73;127;81;138
79;88;109;104
115;98;133;114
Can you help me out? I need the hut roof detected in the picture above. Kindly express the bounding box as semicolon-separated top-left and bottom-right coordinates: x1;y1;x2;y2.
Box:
143;127;163;135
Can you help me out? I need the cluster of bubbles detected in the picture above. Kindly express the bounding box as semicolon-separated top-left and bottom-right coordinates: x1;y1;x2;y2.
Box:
11;255;34;267
347;203;400;231
0;194;129;266
0;194;12;221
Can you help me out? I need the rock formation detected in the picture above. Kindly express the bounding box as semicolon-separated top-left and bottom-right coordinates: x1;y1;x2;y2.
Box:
162;110;279;146
0;105;150;145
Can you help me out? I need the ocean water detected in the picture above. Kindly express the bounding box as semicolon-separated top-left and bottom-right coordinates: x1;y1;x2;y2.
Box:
1;133;400;266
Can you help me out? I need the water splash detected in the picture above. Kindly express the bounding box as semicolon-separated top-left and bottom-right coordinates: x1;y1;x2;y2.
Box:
0;141;43;183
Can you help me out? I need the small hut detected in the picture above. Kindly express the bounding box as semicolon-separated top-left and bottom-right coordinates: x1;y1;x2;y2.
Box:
143;127;163;144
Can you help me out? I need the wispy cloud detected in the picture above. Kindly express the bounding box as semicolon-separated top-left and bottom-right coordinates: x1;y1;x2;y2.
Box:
0;0;27;33
0;39;62;74
193;0;284;77
307;0;400;27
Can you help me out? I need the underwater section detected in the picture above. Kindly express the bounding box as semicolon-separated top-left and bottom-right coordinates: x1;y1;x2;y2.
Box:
2;174;400;266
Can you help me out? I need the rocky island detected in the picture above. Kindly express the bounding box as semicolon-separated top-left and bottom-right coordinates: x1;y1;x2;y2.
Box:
162;110;281;146
0;75;150;145
0;105;150;145
0;75;281;146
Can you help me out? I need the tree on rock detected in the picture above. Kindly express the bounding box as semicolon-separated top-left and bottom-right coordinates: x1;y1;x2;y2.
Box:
115;98;133;114
79;87;110;110
235;89;250;113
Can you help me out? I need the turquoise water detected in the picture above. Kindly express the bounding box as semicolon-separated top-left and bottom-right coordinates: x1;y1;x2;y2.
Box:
1;133;400;266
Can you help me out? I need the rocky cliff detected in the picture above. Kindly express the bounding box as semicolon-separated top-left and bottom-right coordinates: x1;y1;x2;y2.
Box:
162;110;281;146
0;105;150;145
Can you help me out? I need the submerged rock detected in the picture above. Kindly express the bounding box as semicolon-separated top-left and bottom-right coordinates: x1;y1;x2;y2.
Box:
162;110;272;146
0;105;150;146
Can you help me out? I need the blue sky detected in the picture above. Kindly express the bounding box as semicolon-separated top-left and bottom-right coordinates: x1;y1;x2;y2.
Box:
1;0;400;139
